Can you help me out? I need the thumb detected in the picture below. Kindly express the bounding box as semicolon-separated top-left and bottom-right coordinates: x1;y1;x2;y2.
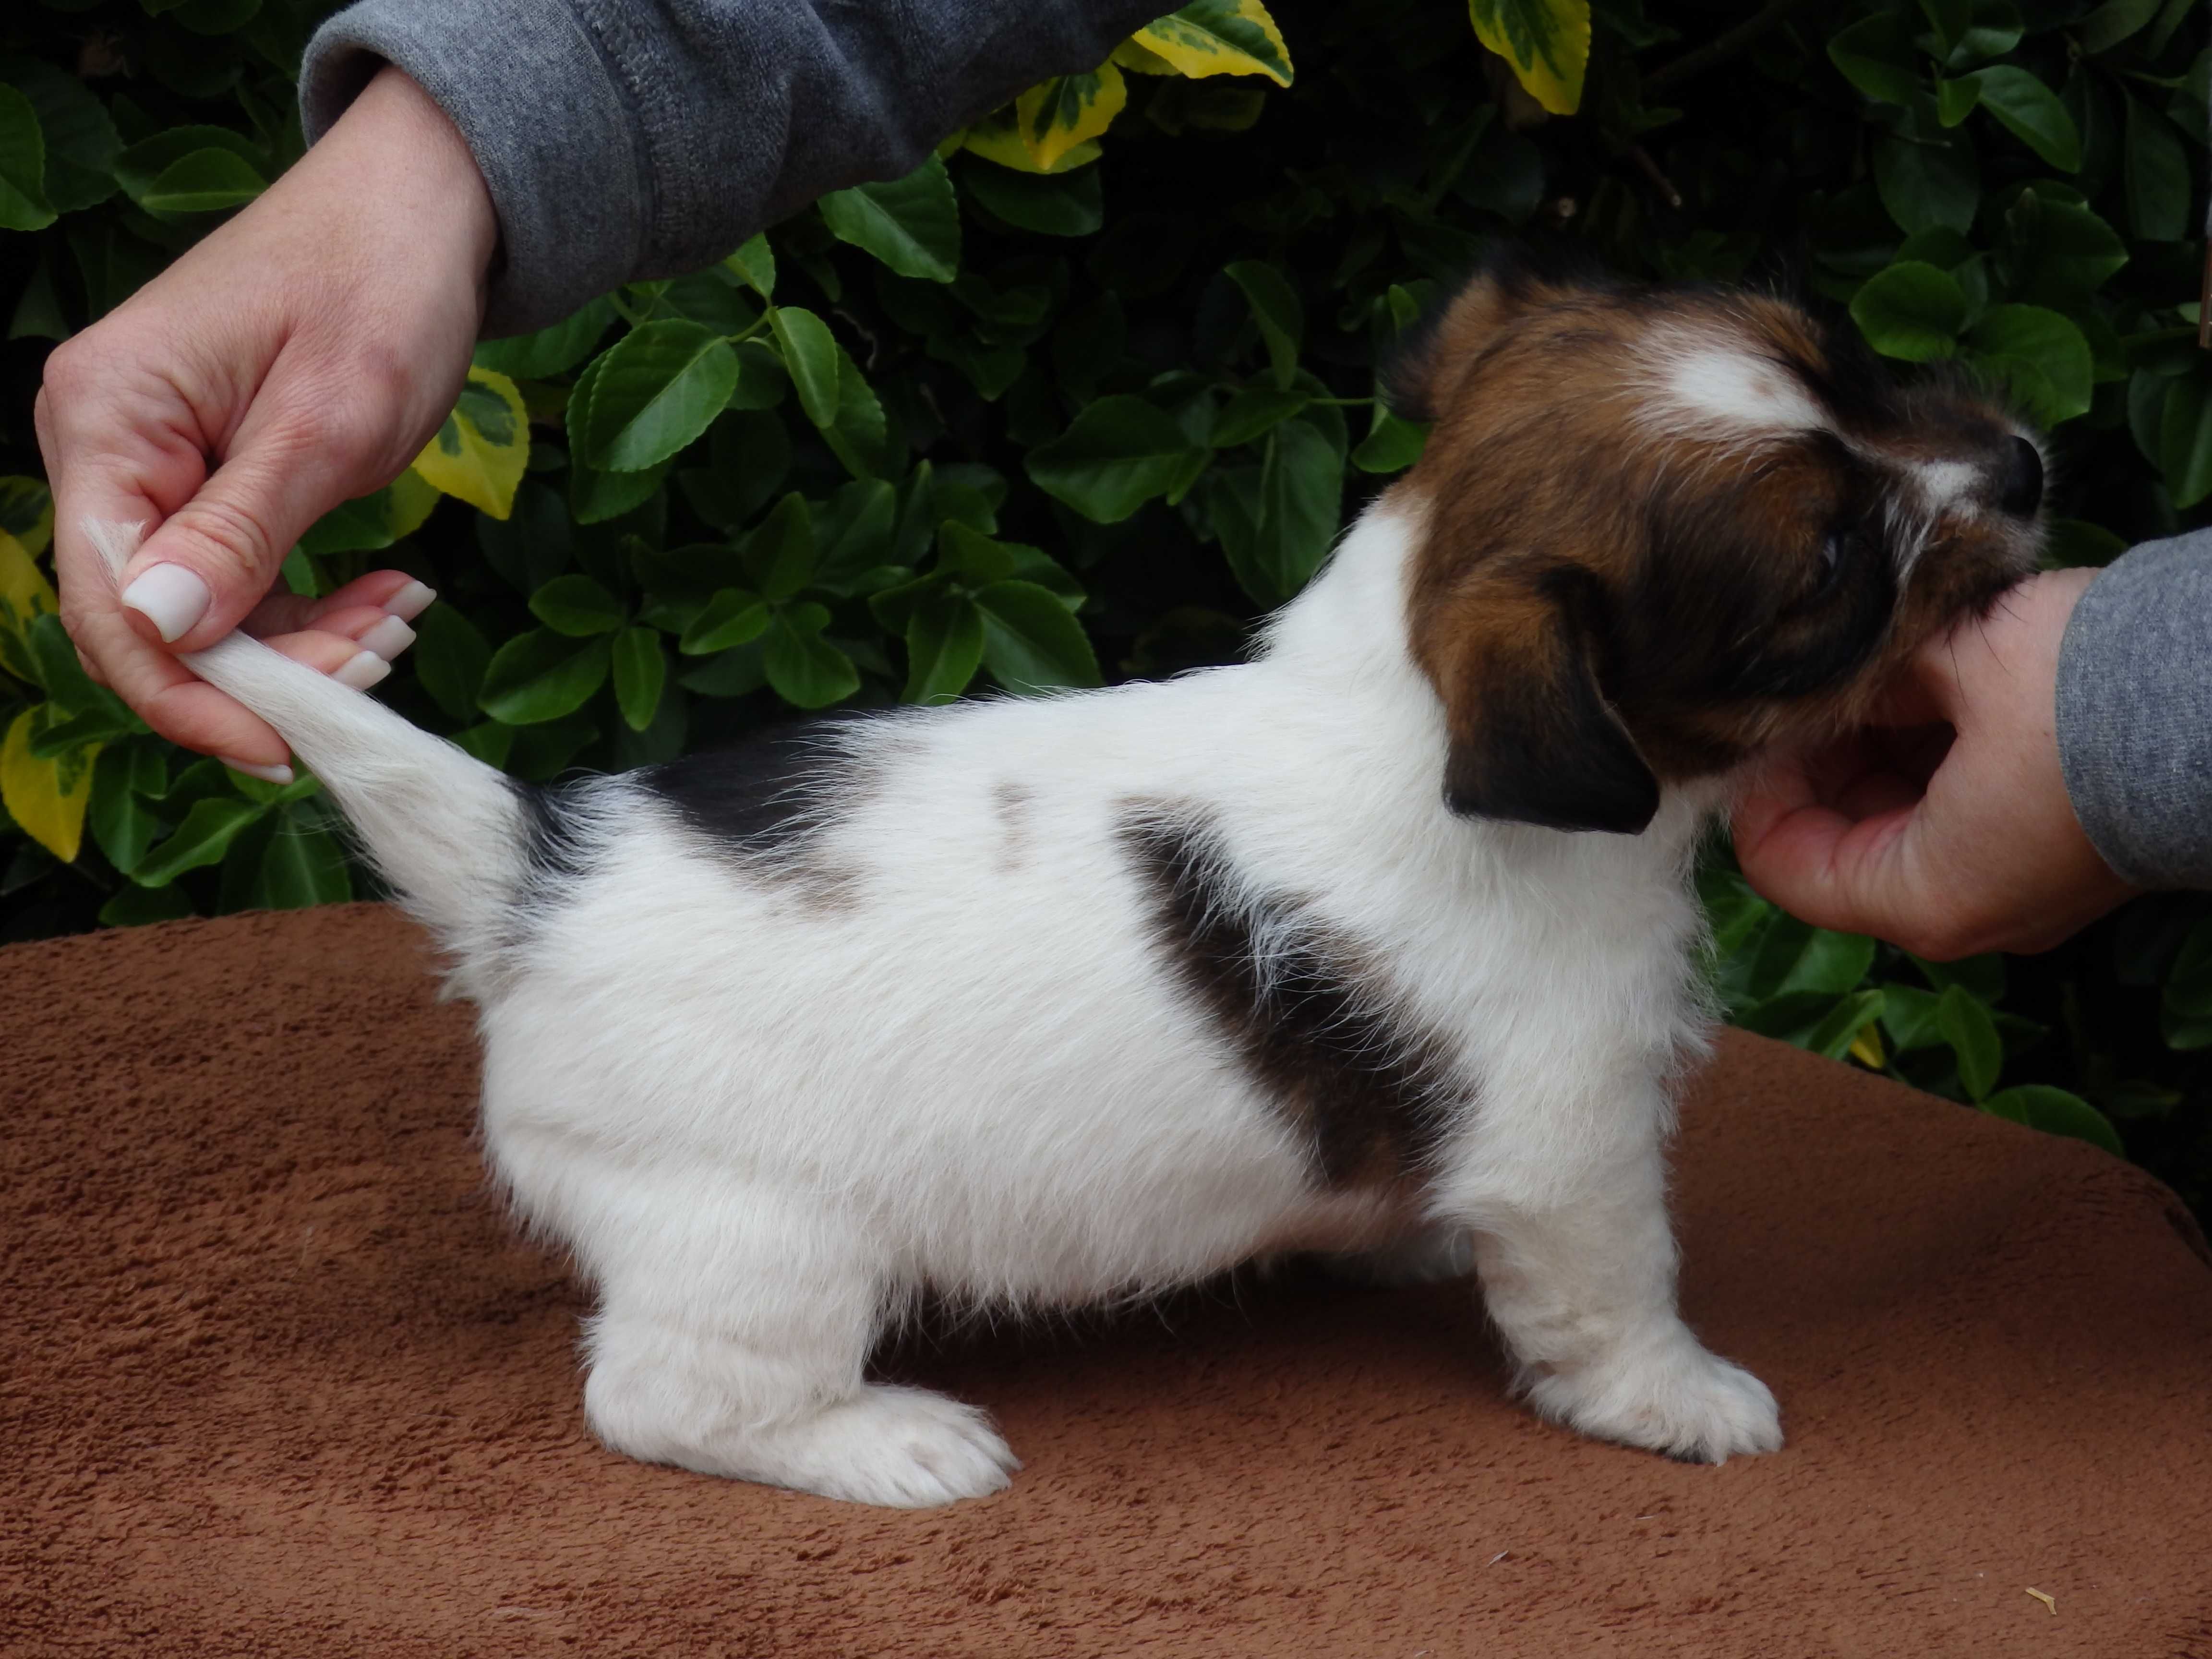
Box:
1732;758;1922;941
116;397;386;653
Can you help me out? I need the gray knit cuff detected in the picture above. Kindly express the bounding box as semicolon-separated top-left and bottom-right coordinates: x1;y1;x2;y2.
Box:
301;1;647;336
2056;529;2212;890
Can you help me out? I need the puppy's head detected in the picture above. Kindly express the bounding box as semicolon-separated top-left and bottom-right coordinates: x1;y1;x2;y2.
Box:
1392;255;2044;834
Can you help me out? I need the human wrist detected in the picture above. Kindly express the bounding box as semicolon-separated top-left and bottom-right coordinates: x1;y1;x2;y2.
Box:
314;63;498;305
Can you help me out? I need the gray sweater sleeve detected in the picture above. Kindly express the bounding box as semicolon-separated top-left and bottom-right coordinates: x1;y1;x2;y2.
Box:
300;0;1161;335
2056;528;2212;890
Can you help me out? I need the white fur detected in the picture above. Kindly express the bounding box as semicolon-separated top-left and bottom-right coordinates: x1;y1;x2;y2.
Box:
1647;337;1827;441
103;502;1782;1506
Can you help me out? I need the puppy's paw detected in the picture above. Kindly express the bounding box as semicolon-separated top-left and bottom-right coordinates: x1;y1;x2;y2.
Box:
1521;1334;1782;1464
751;1385;1020;1508
1323;1226;1477;1286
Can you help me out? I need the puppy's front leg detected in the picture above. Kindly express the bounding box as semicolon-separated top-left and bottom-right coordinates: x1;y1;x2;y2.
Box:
1465;1120;1781;1464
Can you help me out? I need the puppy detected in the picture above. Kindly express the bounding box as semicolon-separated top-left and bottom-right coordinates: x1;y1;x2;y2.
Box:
102;258;2044;1507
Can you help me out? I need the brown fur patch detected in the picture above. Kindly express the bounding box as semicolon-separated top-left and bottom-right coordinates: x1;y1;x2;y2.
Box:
1390;263;2041;830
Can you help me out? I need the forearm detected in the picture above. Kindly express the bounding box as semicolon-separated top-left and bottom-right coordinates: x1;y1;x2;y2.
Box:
2055;528;2212;890
301;0;1161;334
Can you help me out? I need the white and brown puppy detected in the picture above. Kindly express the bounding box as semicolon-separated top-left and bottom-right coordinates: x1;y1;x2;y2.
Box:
97;258;2044;1507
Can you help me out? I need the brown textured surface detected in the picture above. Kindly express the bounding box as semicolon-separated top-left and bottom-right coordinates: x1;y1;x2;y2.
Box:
3;903;2211;1658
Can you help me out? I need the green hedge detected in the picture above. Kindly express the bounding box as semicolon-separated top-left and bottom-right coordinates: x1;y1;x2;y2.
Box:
1;0;2208;1213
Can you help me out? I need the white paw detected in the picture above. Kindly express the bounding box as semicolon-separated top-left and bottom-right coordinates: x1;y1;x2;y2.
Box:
1520;1334;1782;1464
649;1383;1019;1508
1324;1227;1477;1286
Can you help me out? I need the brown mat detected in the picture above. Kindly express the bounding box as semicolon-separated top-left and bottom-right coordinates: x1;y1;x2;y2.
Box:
3;904;2211;1658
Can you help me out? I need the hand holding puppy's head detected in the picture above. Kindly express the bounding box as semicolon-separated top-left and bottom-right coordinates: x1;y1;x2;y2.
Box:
1392;254;2044;834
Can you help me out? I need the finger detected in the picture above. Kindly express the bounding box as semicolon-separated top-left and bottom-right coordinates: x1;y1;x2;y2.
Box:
244;600;418;663
113;376;388;655
239;569;436;637
1731;783;1919;940
259;627;398;687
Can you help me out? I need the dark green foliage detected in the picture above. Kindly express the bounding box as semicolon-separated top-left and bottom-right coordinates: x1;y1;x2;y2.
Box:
0;0;2208;1214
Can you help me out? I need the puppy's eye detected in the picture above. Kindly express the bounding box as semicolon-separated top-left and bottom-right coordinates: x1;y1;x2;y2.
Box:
1821;530;1849;572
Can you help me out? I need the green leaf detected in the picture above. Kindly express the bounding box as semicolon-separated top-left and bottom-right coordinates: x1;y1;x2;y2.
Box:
0;58;118;214
724;232;775;298
974;579;1102;692
1026;395;1207;522
87;744;158;876
958;159;1103;236
529;574;626;637
1935;982;2003;1102
903;591;986;704
820;154;959;281
2081;0;2162;52
744;492;817;601
1944;0;2021;66
2008;193;2128;301
679;588;772;655
821;345;888;479
2156;372;2212;509
1213;388;1310;448
477;629;613;724
769;305;842;429
763;604;860;708
1351;412;1430;473
0;84;56;230
1851;261;1969;361
1874;132;1979;234
1779;928;1878;997
99;882;194;927
2122;94;2189;242
612;625;667;732
253;803;351;910
132;797;265;888
1936;76;1981;127
473;297;616;379
1964;305;2092;425
1225;261;1303;390
580;320;740;473
412;603;492;723
1805;989;1887;1061
1982;1086;2124;1155
1966;66;2080;171
1827;12;1920;105
135;145;263;214
1215;419;1342;603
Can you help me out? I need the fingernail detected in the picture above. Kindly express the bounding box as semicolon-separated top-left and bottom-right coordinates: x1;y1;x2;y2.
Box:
220;757;296;786
384;580;437;622
120;564;212;643
334;650;392;692
357;615;417;661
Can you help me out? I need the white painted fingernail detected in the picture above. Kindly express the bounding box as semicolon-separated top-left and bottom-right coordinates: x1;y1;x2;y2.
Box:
220;757;295;786
358;615;417;660
120;564;211;643
384;580;437;622
334;649;391;692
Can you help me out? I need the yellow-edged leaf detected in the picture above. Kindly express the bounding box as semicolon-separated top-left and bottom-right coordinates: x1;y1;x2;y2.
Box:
409;365;529;520
0;476;54;557
1111;37;1179;75
1849;1025;1887;1069
963;111;1103;175
1133;0;1294;87
1015;61;1129;172
387;466;443;538
0;528;58;684
2;706;96;863
1468;0;1590;116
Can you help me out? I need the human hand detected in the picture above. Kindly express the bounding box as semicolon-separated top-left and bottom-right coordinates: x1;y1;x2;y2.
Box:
1731;568;2138;960
35;64;498;774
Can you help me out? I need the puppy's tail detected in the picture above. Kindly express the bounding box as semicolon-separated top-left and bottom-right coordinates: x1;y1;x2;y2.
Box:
86;520;530;967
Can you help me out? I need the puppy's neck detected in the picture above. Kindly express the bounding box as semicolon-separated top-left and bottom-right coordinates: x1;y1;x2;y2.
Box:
1252;498;1721;865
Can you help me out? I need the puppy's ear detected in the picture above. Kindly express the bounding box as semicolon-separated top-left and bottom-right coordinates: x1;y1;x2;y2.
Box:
1420;561;1659;834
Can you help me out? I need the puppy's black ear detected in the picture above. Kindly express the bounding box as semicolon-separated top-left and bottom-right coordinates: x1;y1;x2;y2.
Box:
1421;561;1659;835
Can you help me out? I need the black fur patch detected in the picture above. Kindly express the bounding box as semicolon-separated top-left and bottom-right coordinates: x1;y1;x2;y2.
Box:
1118;801;1462;1189
638;720;873;904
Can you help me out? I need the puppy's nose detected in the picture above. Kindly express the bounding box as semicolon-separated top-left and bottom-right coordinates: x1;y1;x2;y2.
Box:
1997;436;2043;518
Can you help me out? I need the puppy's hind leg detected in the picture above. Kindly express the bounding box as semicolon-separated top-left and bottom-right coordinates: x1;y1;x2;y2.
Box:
1461;1112;1782;1465
572;1170;1017;1507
